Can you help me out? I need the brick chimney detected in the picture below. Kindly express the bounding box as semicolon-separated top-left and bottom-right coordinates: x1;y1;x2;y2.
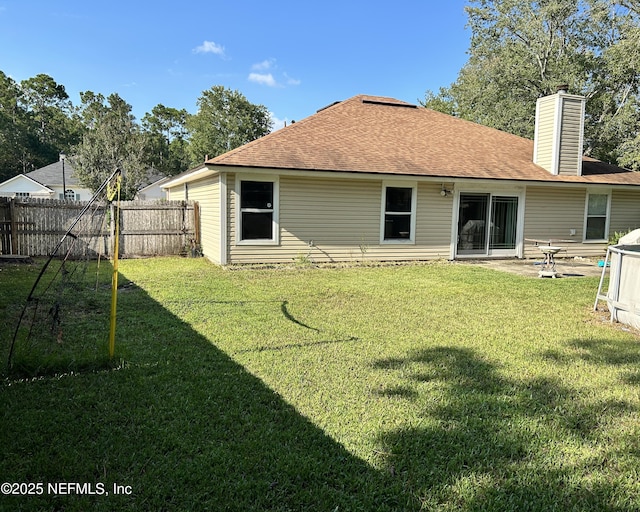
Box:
533;85;586;176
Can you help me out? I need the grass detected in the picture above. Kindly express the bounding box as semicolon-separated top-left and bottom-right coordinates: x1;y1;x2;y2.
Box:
5;258;116;376
1;257;639;511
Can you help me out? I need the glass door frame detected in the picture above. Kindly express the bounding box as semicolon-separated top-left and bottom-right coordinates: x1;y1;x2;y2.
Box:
451;187;525;259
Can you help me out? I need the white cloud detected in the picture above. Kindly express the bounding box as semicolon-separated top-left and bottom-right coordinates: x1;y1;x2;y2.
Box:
193;41;225;57
284;73;301;86
252;59;275;71
248;72;277;87
247;61;300;88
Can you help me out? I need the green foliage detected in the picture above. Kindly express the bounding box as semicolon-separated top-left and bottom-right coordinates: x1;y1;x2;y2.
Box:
0;71;29;180
422;88;457;116
424;0;640;168
0;71;81;181
141;104;191;176
292;252;313;266
20;73;82;155
71;92;150;199
186;85;272;165
609;228;632;244
1;70;275;187
619;132;640;170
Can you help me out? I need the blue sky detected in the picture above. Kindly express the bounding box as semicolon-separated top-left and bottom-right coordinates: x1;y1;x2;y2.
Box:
0;1;471;130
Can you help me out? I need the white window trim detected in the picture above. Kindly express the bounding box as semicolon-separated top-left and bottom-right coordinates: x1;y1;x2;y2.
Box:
450;188;525;259
380;181;417;245
235;175;279;246
583;189;611;243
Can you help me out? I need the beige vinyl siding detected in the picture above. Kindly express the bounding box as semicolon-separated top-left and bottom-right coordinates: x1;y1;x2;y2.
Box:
184;175;221;264
413;182;454;257
610;189;640;235
524;186;606;258
228;176;453;264
166;184;186;201
534;94;584;177
557;97;584;176
534;96;556;173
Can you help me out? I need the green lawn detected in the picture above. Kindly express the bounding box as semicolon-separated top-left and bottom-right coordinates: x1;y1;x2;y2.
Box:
1;257;639;511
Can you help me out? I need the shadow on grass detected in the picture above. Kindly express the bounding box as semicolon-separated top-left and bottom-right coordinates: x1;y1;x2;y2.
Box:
543;337;640;389
280;300;320;332
0;281;405;511
235;336;361;354
372;346;640;511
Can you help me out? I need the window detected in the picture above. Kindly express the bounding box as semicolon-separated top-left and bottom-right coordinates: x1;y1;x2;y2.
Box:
382;184;416;242
585;192;610;241
238;179;278;243
59;190;76;200
16;192;30;198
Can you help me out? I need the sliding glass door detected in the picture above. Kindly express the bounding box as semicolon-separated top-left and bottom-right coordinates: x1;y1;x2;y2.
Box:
490;196;518;251
457;194;489;255
457;193;519;256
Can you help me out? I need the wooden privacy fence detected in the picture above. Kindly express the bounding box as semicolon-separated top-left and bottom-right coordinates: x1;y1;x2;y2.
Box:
0;198;198;258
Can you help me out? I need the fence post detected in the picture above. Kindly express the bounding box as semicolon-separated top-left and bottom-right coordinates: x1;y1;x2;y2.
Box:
193;201;200;247
9;198;17;255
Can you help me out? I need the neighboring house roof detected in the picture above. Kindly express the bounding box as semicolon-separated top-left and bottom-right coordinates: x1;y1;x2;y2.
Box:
206;94;640;186
136;176;170;197
138;175;170;194
26;159;81;187
139;169;169;189
0;173;53;194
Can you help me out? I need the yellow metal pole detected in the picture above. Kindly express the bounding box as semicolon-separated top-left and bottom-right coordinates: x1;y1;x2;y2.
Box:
108;174;122;359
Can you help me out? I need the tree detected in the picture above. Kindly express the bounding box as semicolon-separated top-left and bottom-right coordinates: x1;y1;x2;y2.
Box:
423;0;640;168
72;92;149;199
19;74;82;169
142;104;191;176
0;71;30;180
186;86;272;165
0;72;82;180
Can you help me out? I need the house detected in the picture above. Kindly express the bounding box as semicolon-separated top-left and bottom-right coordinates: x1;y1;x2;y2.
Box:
135;172;170;200
0;155;92;200
0;158;170;202
163;91;640;265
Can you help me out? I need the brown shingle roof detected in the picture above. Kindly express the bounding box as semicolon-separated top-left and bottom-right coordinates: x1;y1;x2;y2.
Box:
207;95;640;186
